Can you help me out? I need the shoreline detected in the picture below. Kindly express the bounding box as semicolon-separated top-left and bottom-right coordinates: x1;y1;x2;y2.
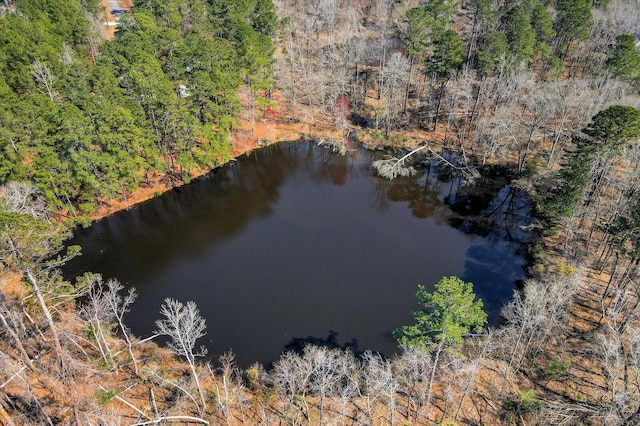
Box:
85;116;337;223
84;123;434;224
82;85;426;224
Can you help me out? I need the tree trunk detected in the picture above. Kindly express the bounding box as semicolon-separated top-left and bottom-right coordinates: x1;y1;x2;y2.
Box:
24;267;64;368
433;81;447;132
0;397;17;426
463;79;483;147
425;342;443;421
7;237;64;368
518;128;536;173
0;306;34;369
403;55;414;114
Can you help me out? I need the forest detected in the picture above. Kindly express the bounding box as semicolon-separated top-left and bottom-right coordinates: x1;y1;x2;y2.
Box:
1;0;640;424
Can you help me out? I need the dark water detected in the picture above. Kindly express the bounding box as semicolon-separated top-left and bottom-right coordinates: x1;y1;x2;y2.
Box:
63;142;533;366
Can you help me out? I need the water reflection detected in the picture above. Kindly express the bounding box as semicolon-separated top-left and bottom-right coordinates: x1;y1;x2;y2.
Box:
64;141;532;366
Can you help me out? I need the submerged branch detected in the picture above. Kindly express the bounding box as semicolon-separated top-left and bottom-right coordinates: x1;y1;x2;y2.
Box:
372;143;479;182
371;145;428;180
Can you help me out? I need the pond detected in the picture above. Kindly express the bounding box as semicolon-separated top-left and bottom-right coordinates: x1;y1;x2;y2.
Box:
63;141;534;366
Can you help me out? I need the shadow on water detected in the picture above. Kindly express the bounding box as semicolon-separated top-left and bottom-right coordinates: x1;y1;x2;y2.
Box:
64;143;316;281
444;167;535;324
283;330;364;358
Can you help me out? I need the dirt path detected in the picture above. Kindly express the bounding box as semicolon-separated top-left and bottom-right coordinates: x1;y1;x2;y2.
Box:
101;0;132;39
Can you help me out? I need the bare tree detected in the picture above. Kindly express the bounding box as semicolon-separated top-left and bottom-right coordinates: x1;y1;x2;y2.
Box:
513;87;552;173
500;273;580;374
335;351;360;425
4;239;65;368
372;146;423;180
269;350;312;425
79;274;118;370
380;51;411;131
32;59;56;102
593;315;640;425
370;0;396;102
0;298;34;369
360;350;396;424
0;351;54;425
545;79;593;168
155;298;208;413
209;352;249;425
0;182;48;220
305;346;343;425
452;329;499;423
103;279;138;374
0;184;83;370
393;347;434;423
78;274;139;374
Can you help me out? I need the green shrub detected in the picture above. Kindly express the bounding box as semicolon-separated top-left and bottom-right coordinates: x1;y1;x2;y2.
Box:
95;388;120;405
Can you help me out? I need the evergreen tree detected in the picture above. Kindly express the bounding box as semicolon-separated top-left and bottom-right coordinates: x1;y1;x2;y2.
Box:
530;1;555;59
541;106;640;229
425;29;465;82
393;276;487;419
475;30;510;76
0;0;270;216
403;6;432;61
501;3;535;62
554;0;593;58
583;105;640;147
394;276;487;350
609;34;640;79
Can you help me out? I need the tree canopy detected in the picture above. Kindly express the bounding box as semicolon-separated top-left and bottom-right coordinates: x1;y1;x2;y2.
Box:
554;0;593;43
609;34;640;78
0;0;276;220
393;276;487;350
583;105;640;146
541;106;640;229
